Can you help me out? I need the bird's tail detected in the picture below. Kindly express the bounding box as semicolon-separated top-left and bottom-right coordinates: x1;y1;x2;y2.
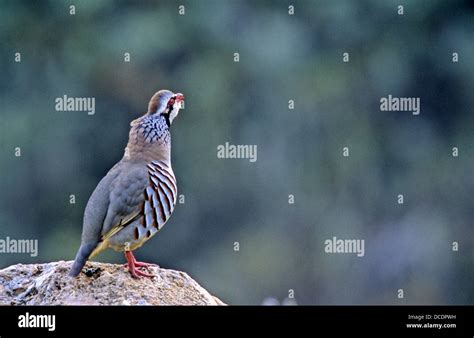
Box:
69;242;97;277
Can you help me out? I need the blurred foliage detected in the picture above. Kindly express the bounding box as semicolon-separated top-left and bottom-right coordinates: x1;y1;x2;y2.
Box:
0;0;473;304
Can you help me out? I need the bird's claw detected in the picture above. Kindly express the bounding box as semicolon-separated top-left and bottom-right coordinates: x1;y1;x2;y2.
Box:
128;266;155;279
124;250;157;279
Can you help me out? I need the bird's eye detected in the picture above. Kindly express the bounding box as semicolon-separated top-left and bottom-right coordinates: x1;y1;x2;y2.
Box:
167;97;175;108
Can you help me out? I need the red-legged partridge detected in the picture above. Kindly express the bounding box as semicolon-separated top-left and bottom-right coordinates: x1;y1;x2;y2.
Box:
70;90;184;278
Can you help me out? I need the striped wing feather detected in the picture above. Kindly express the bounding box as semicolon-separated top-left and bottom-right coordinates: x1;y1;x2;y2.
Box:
101;160;177;241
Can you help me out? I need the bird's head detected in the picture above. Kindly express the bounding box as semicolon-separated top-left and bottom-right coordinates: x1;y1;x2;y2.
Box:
147;89;185;125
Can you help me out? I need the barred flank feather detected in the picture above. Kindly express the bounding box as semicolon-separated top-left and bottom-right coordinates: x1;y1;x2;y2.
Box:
144;160;177;231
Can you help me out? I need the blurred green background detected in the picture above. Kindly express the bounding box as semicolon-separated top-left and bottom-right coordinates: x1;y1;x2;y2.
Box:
0;0;473;304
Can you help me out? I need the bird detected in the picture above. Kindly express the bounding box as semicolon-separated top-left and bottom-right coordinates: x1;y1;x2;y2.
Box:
69;89;185;278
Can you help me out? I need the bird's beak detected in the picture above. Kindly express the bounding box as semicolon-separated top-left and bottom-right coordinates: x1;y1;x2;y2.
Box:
175;93;185;102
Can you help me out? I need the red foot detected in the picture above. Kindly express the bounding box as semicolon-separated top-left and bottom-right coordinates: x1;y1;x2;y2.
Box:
124;251;156;279
122;261;157;268
135;261;157;268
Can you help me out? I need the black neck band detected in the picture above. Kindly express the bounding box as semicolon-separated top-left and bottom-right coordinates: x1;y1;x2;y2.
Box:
161;113;171;127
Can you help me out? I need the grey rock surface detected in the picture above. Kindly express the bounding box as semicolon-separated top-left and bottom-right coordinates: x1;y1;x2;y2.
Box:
0;261;225;305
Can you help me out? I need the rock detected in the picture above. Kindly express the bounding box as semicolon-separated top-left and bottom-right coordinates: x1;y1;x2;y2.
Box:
0;261;225;305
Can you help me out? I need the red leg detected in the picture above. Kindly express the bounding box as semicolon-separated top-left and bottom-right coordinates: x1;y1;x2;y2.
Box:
122;251;158;268
124;250;155;278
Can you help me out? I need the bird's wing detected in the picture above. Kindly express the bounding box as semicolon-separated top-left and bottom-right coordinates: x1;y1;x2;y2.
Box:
74;165;122;266
100;160;177;242
101;210;141;241
81;166;120;245
99;163;148;240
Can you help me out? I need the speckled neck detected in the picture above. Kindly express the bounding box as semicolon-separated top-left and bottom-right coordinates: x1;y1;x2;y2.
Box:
123;114;171;163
